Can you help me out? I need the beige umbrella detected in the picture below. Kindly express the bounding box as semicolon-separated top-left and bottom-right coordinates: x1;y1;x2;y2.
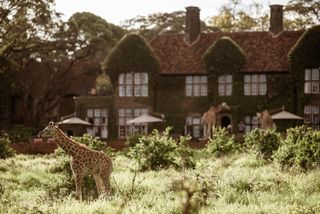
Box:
271;110;303;120
126;114;163;124
58;117;92;125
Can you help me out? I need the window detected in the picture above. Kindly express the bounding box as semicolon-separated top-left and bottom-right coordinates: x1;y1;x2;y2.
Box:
119;73;148;97
185;115;202;138
244;74;267;96
0;97;8;118
218;75;233;96
244;115;260;133
305;68;319;94
186;75;208;96
118;108;148;138
86;108;108;138
304;105;319;130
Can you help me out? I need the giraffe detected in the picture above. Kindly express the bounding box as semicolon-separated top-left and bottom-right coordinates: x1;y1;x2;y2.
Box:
201;103;226;139
38;121;112;201
256;110;276;130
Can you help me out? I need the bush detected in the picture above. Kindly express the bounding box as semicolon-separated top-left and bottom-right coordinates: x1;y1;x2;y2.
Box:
245;128;281;160
6;125;39;143
274;126;320;171
125;134;144;147
0;134;15;159
128;127;195;170
72;134;114;156
206;127;237;157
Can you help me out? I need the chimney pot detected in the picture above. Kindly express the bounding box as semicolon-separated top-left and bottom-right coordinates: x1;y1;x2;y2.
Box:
185;6;201;44
269;4;283;34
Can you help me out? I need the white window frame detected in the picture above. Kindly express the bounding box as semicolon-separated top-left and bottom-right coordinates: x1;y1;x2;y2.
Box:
304;68;319;94
119;72;148;97
244;74;267;96
118;108;148;138
185;114;202;138
186;75;208;97
304;105;319;130
86;108;108;138
218;75;233;96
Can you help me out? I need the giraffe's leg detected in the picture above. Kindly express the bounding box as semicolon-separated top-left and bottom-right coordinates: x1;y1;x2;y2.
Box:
74;174;83;201
101;171;111;194
93;174;103;196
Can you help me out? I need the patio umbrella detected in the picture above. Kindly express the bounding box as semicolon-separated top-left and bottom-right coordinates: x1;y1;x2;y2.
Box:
271;110;303;120
126;114;163;124
58;117;92;126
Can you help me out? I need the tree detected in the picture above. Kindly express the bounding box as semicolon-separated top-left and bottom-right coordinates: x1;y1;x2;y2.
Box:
123;11;219;40
285;0;320;29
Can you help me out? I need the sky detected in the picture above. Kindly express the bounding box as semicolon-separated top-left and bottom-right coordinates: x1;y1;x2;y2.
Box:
55;0;290;26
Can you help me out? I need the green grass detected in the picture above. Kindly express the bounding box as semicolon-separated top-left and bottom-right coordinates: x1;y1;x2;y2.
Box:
1;152;320;213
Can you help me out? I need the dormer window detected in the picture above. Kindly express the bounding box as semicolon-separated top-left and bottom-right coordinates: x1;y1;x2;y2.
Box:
218;75;232;96
305;68;319;94
119;73;148;97
186;75;208;96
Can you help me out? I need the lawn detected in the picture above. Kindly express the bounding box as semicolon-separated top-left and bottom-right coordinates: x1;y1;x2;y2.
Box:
1;151;320;214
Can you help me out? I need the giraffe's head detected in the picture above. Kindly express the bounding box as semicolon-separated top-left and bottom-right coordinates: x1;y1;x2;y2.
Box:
38;121;59;138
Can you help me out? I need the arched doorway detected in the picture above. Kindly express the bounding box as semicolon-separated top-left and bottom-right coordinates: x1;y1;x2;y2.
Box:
221;116;231;129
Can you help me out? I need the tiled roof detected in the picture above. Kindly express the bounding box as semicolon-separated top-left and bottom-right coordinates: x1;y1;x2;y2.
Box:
150;31;304;74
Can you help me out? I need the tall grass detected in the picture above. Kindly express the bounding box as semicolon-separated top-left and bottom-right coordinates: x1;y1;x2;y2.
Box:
1;151;320;213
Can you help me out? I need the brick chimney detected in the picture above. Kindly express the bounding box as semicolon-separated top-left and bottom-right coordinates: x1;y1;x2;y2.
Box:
185;6;201;44
269;4;283;34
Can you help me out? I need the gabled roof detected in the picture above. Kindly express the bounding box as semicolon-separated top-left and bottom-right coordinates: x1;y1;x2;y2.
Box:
150;31;304;75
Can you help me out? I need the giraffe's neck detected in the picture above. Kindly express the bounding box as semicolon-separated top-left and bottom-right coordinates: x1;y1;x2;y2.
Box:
53;128;84;156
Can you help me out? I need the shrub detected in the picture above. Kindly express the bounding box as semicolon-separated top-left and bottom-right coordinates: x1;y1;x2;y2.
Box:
274;126;320;171
0;134;15;159
245;128;281;160
125;134;144;147
128;127;195;170
6;125;39;143
206;127;237;157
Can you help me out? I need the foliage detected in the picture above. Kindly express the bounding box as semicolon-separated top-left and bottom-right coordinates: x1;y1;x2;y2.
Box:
206;127;237;157
95;72;113;95
6;125;39;143
123;11;218;40
125;134;145;147
288;25;320;77
245;128;281;160
0;134;15;159
274;126;320;171
102;33;160;84
128;127;195;170
72;134;115;157
203;36;246;76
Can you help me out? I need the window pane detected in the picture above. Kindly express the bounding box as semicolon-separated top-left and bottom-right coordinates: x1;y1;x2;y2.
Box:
94;109;101;117
259;83;267;95
141;85;148;96
186;85;192;96
201;76;207;83
134;109;141;117
312;82;319;93
126;85;132;96
134;73;141;84
218;84;225;96
94;118;100;126
312;69;319;80
244;75;251;83
193;76;200;84
194;85;200;96
119;118;125;125
134;85;141;96
186;117;192;125
259;74;266;82
126;73;133;84
252;83;258;95
141;108;148;115
186;76;192;84
119;74;125;84
252;116;259;125
126;109;132;117
226;75;232;83
101;109;108;117
193;126;200;137
119;85;125;96
87;109;93;117
101;126;108;138
218;76;225;83
312;106;319;114
244;116;251;124
244;84;250;95
141;73;148;84
305;69;311;80
252;75;258;82
304;106;311;114
200;85;208;96
119;109;125;116
305;82;311;94
226;84;232;96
